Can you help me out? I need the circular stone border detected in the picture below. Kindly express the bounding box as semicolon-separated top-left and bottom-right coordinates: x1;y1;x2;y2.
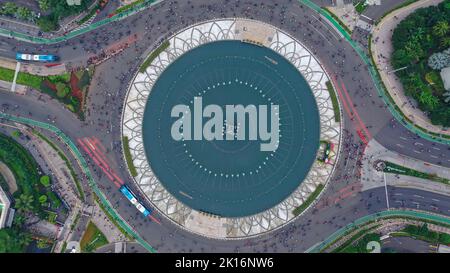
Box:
121;18;342;239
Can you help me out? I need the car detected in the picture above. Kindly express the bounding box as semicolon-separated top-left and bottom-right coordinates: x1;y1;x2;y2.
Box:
15;53;58;62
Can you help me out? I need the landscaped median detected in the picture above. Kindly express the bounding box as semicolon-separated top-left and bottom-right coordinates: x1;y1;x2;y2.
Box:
392;223;450;245
382;161;449;185
122;136;138;177
307;210;450;253
0;66;93;119
325;81;341;122
80;221;108;253
139;40;170;73
32;129;85;201
292;184;324;217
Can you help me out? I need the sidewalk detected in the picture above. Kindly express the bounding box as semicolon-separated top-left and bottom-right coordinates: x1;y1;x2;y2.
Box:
0;56;66;76
361;139;450;196
0;0;159;44
370;0;447;135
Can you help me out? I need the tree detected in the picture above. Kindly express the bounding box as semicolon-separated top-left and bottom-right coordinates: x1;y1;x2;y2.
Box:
405;39;424;62
38;195;47;204
39;175;51;187
428;52;450;70
392;49;412;68
37;15;58;32
55;82;70;98
1;2;17;15
433;21;449;37
0;228;30;253
418;90;439;110
15;7;33;21
441;37;450;48
38;0;50;12
14;194;34;213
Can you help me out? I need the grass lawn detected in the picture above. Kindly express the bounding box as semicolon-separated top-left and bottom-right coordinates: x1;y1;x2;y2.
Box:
0;67;43;90
394;224;450;245
80;221;108;253
383;161;449;185
354;1;368;14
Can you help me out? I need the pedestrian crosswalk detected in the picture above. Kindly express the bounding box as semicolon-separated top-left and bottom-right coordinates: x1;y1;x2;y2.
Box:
72;14;97;32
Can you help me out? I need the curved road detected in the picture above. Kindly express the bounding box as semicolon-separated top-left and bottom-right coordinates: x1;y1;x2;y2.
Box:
0;0;449;252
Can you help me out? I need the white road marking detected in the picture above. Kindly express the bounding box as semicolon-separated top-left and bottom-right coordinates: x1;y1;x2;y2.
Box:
415;142;424;146
413;195;424;199
310;24;333;46
311;13;342;41
430;155;438;159
432;199;440;202
11;62;20;92
360;14;373;21
413;150;421;154
383;172;390;209
399;137;407;141
432;147;440;151
396;143;404;148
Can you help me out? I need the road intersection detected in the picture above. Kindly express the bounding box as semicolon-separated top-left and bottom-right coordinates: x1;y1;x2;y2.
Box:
0;0;449;253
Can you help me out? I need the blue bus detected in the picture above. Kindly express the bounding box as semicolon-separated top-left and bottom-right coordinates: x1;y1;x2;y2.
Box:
16;53;58;62
119;185;151;217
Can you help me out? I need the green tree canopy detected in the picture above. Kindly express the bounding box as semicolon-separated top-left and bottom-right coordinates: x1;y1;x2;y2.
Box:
433;21;449;37
39;175;51;187
15;194;34;213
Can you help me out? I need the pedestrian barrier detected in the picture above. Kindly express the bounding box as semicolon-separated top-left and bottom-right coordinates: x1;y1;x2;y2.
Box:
0;112;157;253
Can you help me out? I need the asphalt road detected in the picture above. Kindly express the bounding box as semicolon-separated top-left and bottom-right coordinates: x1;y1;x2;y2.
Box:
0;0;448;252
382;236;436;253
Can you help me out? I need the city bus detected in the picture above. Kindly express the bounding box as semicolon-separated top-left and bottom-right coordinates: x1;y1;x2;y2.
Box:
16;53;58;62
119;184;151;217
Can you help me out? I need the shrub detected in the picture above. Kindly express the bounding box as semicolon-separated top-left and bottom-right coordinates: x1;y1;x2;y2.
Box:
428;52;450;70
37;15;58;32
38;195;48;204
40;175;51;187
46;190;61;209
56;85;70;98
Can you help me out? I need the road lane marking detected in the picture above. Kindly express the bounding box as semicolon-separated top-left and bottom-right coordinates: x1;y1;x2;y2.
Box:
399;137;407;141
413;195;424;199
383;172;390;209
311;14;341;41
396;143;404;148
430;155;438;159
413;150;421;154
310;24;333;46
414;142;424;146
360;14;373;21
432;147;440;151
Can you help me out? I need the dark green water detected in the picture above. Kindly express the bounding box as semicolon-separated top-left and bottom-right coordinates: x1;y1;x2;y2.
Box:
142;40;320;217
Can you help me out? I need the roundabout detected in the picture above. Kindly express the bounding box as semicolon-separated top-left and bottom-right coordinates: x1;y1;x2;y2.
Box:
122;18;342;238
